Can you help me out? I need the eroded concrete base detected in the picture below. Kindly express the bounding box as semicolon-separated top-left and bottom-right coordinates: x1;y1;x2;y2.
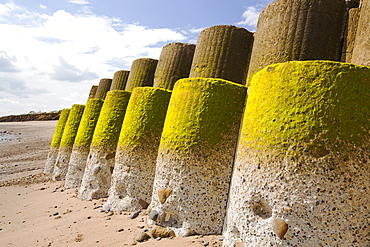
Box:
52;146;72;181
223;150;370;246
78;148;116;200
44;147;58;174
104;147;156;211
64;146;90;189
149;147;235;237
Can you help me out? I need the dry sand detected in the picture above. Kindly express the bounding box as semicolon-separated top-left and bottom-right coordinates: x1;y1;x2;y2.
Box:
0;121;223;246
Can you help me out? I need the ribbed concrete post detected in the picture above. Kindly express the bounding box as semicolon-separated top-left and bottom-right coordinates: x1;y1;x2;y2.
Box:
79;90;131;200
149;78;247;237
103;87;171;212
341;7;361;62
52;104;85;181
88;85;98;99
352;0;370;66
189;25;253;85
153;43;196;90
95;78;112;100
224;61;370;246
246;0;347;84
110;70;130;90
64;98;104;188
125;58;158;92
44;108;70;174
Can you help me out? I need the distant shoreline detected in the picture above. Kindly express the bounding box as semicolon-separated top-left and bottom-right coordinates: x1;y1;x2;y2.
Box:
0;112;60;122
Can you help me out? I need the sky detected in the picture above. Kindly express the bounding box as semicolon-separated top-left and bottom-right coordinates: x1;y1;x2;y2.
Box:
0;0;272;117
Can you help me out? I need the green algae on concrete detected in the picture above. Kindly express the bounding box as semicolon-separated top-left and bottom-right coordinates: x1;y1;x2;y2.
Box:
241;60;370;157
149;77;247;236
159;77;247;152
64;98;104;188
44;108;70;174
125;58;158;92
110;70;130;90
118;87;171;148
104;87;171;211
73;99;104;148
79;90;131;200
90;90;131;149
52;104;85;181
224;60;370;246
95;78;112;100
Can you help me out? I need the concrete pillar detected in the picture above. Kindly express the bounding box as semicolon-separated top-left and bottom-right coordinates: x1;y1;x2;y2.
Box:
153;43;196;90
351;0;370;66
341;8;361;62
110;70;130;91
52;104;85;181
247;0;347;84
103;87;171;212
88;85;98;99
78;90;131;200
224;61;370;246
44;108;70;174
64;98;104;188
189;25;253;85
95;78;112;100
149;78;247;236
125;58;158;92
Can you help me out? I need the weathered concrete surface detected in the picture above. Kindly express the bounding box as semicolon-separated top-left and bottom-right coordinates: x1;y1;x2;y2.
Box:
341;8;360;62
224;61;370;247
64;99;103;189
88;85;98;100
247;0;347;84
149;78;247;237
351;0;370;66
44;108;70;174
125;58;158;92
78;90;130;200
189;25;253;85
110;70;130;91
95;78;112;100
52;104;85;181
104;87;171;212
153;43;195;90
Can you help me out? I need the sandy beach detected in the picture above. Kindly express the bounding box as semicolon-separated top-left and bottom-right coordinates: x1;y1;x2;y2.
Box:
0;121;223;246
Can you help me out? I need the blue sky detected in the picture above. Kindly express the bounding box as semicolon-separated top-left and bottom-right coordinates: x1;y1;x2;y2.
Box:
0;0;272;117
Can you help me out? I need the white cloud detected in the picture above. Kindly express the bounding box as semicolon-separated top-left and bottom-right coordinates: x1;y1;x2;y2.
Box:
40;5;47;9
236;5;264;31
0;1;189;117
68;0;90;5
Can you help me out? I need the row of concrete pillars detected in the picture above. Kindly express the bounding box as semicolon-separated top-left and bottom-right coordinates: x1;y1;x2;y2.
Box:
44;0;369;246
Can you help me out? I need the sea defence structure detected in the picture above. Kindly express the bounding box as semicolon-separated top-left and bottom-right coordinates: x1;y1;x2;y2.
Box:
351;0;370;66
246;0;347;84
224;61;370;246
94;79;112;99
44;108;70;174
64;98;104;188
88;85;98;99
148;78;247;237
153;43;196;90
104;87;171;211
52;104;85;181
189;25;254;85
79;90;131;200
125;58;158;92
110;70;130;90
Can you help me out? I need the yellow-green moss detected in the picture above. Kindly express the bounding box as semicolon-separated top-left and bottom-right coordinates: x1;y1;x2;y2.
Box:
242;60;370;156
59;104;85;148
159;78;247;152
118;87;171;148
91;90;131;148
50;108;70;148
73;99;104;148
